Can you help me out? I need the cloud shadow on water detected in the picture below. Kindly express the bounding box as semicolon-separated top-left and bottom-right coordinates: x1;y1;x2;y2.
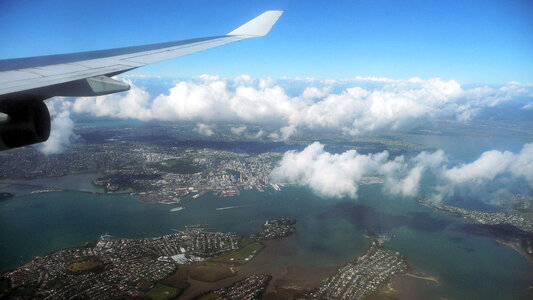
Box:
317;201;451;235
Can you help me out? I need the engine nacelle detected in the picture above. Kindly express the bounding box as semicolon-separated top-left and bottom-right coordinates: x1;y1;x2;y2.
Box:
0;97;50;151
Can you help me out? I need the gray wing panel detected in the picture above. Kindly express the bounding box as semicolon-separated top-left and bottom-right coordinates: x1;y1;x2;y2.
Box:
0;36;243;96
0;36;221;72
0;10;282;98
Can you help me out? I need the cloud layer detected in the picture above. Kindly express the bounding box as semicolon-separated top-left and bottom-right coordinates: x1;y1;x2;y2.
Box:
69;76;532;139
270;142;533;202
38;75;532;154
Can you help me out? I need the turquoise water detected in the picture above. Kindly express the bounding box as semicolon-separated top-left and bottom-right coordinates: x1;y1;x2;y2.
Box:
0;185;531;299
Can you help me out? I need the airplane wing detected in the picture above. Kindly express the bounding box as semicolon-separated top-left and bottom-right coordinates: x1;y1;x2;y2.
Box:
0;10;283;150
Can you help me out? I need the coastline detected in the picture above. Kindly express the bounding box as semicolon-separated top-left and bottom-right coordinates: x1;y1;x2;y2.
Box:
178;238;338;299
496;239;533;264
375;269;440;300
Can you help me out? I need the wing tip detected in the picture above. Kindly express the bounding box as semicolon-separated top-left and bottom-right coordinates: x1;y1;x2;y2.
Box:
227;10;284;37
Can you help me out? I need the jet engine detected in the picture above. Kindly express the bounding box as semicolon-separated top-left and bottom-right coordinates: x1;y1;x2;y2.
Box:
0;97;50;150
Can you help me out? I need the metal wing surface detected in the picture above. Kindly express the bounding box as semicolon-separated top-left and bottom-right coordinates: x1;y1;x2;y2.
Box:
0;10;283;97
0;10;282;150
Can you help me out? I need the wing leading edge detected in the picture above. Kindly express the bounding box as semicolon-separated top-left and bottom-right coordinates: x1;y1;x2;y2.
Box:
0;10;283;98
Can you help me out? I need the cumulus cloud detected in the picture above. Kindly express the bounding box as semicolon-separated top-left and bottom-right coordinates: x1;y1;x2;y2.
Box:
444;144;533;185
231;125;247;135
302;87;330;99
271;142;389;198
37;99;78;154
522;102;533;110
379;150;447;197
72;80;152;121
195;123;214;136
270;142;445;199
270;142;533;202
69;76;532;140
39;110;77;155
251;129;264;139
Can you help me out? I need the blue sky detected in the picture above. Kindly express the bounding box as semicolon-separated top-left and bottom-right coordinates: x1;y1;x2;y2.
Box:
0;0;531;84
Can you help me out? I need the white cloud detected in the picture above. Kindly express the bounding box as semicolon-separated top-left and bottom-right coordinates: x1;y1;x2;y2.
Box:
69;76;532;140
72;80;152;121
195;123;214;136
279;125;297;140
509;143;533;183
271;142;533;202
252;129;264;139
302;87;330;99
231;125;247;135
37;99;77;154
379;150;447;197
444;151;513;184
270;142;391;198
353;76;395;82
444;144;533;185
522;102;533;110
268;132;280;140
38;110;77;155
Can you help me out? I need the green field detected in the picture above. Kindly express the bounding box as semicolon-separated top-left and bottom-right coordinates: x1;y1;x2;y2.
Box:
146;283;179;300
66;260;102;274
153;158;204;174
211;238;264;264
136;278;154;292
186;262;236;282
162;262;236;284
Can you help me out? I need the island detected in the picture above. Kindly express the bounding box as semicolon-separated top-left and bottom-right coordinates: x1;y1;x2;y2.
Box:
251;217;296;240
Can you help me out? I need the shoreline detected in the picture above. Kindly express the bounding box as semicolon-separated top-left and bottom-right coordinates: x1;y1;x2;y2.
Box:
496;239;533;264
178;238;339;299
375;269;440;300
405;272;440;285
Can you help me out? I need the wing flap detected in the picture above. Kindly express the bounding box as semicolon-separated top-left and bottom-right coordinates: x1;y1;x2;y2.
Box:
0;65;132;96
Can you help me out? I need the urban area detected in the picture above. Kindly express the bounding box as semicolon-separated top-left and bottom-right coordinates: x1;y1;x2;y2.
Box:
0;217;298;299
419;198;533;260
302;240;408;300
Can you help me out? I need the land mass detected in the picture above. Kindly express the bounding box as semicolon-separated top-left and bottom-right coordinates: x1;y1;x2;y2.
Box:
300;239;409;300
0;217;296;300
419;198;533;262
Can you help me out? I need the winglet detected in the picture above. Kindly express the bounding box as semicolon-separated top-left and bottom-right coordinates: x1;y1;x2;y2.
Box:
227;10;283;37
